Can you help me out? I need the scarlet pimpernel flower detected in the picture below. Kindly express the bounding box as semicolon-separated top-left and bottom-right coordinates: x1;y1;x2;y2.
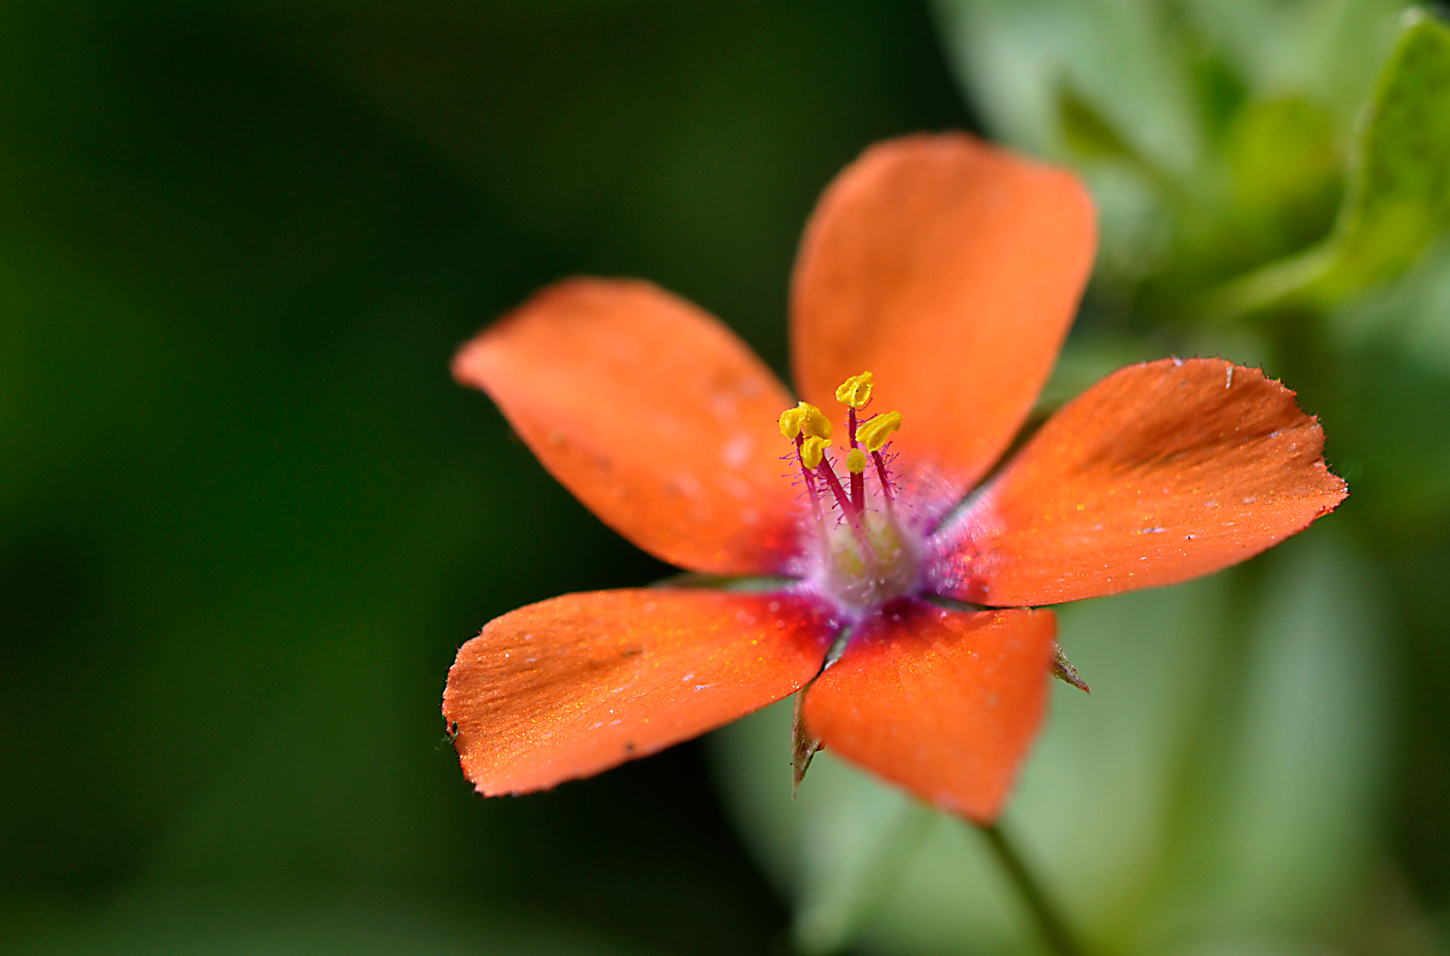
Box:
443;134;1345;822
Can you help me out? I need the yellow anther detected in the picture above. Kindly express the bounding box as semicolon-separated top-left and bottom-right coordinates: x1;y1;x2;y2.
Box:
799;402;833;439
800;436;831;469
779;402;833;441
845;448;867;474
778;406;806;439
857;410;902;452
835;371;874;409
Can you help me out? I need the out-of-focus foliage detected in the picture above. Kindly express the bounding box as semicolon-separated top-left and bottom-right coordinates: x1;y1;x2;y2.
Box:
713;3;1450;955
6;891;645;956
930;0;1416;311
0;2;976;953
1216;12;1450;316
1309;11;1450;302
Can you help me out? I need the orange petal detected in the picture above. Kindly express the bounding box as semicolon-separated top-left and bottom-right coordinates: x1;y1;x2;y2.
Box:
802;600;1055;822
790;134;1096;493
454;279;800;575
443;588;836;795
934;359;1348;606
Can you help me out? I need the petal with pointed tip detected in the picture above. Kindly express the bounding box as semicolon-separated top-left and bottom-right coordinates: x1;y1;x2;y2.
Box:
934;359;1347;606
443;588;837;795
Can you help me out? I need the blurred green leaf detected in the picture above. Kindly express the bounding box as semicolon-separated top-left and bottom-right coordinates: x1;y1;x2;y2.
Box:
1225;97;1341;251
1211;10;1450;317
1177;0;1406;128
1057;84;1135;160
1316;10;1450;299
1151;534;1390;940
936;0;1421;313
1331;237;1450;378
929;0;1203;174
1319;269;1450;535
792;770;934;953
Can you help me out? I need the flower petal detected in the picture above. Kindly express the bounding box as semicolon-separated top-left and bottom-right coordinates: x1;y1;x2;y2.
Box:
790;133;1096;492
454;279;800;575
443;588;837;795
802;600;1055;822
934;358;1348;606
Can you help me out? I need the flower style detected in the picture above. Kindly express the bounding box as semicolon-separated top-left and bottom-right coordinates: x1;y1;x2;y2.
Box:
442;134;1346;822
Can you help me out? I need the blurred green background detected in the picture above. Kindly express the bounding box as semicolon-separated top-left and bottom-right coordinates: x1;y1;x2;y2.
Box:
0;2;972;954
3;2;1450;955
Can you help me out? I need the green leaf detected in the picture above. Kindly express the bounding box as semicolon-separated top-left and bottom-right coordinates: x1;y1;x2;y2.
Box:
1151;533;1390;939
709;703;938;955
1317;9;1450;299
1177;0;1407;129
929;0;1204;175
792;773;935;953
1210;10;1450;317
1323;260;1450;533
1224;96;1341;247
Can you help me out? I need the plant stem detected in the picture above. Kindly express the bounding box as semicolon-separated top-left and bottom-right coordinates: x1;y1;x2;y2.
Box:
1198;244;1333;324
975;822;1088;956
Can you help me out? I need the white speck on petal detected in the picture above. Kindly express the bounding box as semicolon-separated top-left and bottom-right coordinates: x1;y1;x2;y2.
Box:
675;473;707;500
721;434;753;469
716;473;754;500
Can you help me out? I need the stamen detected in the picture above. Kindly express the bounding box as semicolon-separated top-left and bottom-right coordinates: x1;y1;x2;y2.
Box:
784;406;835;554
858;411;901;452
781;402;833;440
778;378;918;614
800;435;830;470
778;407;805;440
793;434;828;551
847;407;863;512
777;377;922;617
800;402;833;439
813;449;853;516
872;450;895;507
835;371;874;409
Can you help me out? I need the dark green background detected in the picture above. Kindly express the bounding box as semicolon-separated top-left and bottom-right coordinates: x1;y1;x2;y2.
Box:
0;2;980;953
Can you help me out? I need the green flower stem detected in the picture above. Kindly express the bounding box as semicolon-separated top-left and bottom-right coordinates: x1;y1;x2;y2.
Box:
1198;244;1334;324
975;822;1089;956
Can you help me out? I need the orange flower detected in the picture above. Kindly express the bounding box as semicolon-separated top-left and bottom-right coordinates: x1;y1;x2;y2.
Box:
443;134;1345;822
